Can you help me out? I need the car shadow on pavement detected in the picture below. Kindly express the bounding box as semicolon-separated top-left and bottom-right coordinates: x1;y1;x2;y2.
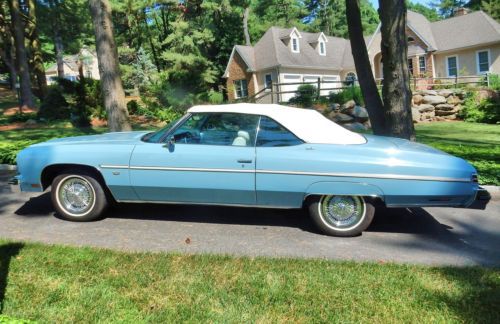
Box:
14;192;454;237
0;242;24;313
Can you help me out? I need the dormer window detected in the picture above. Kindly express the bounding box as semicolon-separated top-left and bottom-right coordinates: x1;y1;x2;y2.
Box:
291;36;299;53
319;41;326;55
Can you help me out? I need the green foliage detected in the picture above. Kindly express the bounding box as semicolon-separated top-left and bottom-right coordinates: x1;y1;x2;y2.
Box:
459;92;500;124
0;314;34;324
407;1;441;21
37;85;71;120
5;112;37;124
329;86;365;106
127;100;139;115
207;89;224;105
290;84;317;107
487;74;500;90
305;0;379;38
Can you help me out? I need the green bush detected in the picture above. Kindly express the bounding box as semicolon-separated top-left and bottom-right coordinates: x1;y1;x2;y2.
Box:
207;90;224;105
329;86;364;106
487;74;500;91
6;112;37;123
37;86;71;120
459;92;500;124
290;84;317;107
127;100;140;115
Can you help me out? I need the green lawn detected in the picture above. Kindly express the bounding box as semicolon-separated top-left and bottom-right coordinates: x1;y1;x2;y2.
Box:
0;240;498;323
415;122;500;185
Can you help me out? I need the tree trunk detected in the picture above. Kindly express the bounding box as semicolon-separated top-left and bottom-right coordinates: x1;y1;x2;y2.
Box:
379;0;415;140
48;0;64;78
0;6;17;91
243;7;251;46
89;0;131;132
9;0;35;111
345;0;387;135
27;0;47;98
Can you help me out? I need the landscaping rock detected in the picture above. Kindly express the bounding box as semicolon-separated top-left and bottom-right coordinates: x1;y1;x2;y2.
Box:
328;103;340;112
411;107;421;122
343;122;366;132
340;100;356;114
423;95;447;105
435;109;456;116
442;113;457;119
421;90;438;96
332;113;354;123
413;94;424;105
417;104;434;113
352;105;369;122
438;89;454;97
435;104;455;111
25;119;37;125
421;110;435;120
446;96;462;105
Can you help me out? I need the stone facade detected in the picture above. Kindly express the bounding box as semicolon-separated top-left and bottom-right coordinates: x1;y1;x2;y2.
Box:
225;52;255;101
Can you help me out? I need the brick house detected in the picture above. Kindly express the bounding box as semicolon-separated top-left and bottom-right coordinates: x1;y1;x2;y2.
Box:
224;10;500;102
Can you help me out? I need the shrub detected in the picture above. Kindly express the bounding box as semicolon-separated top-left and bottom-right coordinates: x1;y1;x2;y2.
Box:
290;84;317;107
487;74;500;91
207;90;224;105
459;92;500;124
127;100;140;115
329;86;364;106
7;112;37;123
38;86;71;120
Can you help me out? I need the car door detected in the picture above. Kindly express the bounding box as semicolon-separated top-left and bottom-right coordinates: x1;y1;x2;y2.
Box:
255;116;307;208
130;112;259;205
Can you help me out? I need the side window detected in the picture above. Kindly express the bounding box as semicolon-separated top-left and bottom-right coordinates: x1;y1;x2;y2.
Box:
171;113;259;146
256;116;303;147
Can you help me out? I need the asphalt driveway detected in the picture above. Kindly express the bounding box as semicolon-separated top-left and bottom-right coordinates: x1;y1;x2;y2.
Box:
1;171;499;266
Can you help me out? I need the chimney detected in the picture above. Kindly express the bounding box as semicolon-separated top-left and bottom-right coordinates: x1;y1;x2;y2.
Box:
453;7;470;17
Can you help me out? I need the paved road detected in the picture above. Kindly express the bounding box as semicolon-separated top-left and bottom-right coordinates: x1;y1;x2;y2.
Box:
1;171;499;266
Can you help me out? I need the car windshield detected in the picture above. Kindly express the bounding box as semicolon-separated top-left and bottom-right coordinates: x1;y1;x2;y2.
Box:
141;115;185;143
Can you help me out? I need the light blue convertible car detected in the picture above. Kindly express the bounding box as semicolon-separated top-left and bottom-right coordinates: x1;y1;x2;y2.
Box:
12;104;482;236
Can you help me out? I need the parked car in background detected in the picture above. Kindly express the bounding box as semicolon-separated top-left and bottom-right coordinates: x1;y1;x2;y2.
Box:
11;104;484;236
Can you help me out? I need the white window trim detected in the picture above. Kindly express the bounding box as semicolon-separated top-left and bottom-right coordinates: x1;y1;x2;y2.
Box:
418;56;426;73
476;49;490;74
319;41;326;56
264;73;272;91
446;55;459;77
291;36;300;53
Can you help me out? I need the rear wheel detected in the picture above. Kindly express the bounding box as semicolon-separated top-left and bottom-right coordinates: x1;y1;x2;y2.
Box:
51;171;108;221
308;195;375;237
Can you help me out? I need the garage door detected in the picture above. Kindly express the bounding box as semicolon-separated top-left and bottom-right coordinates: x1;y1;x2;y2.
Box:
321;76;340;96
280;74;301;102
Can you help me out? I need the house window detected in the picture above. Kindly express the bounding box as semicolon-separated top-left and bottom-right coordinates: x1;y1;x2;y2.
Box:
419;56;426;73
264;74;272;90
408;58;414;75
319;41;326;55
291;37;299;53
408;36;415;43
234;79;248;98
477;50;490;74
447;56;458;77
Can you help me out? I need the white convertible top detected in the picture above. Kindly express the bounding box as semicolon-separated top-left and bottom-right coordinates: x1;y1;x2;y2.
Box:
188;103;367;145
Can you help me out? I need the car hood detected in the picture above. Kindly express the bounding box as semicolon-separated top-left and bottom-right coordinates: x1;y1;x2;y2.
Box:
33;131;150;146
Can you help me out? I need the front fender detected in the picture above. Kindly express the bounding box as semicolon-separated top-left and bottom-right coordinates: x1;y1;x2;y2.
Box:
304;181;385;201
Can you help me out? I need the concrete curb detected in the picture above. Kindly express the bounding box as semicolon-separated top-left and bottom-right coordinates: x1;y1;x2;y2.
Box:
0;164;17;171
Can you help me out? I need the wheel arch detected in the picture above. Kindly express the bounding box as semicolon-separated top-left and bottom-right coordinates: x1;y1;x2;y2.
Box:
40;164;114;201
303;181;386;206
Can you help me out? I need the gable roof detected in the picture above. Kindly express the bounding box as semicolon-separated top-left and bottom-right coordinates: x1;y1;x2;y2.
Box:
431;11;500;51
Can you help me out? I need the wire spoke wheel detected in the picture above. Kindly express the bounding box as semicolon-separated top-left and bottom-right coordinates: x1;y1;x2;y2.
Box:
56;176;96;217
319;195;366;230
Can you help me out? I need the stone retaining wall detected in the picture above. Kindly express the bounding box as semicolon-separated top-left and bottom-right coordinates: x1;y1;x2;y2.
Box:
411;89;465;123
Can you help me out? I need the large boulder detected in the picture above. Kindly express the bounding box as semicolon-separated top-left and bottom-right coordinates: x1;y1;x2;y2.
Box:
328;103;340;113
352;105;369;122
343;122;367;132
435;109;457;116
340;100;356;114
423;95;447;105
442;113;457;120
417;104;435;113
447;96;463;105
413;94;424;105
411;107;421;122
420;90;438;96
421;110;435;120
332;113;354;123
438;89;454;98
435;104;455;111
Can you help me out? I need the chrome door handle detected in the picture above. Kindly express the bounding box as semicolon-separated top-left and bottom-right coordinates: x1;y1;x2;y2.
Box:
237;159;253;164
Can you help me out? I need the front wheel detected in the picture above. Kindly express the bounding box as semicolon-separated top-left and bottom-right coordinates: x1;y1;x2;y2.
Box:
51;171;108;221
308;195;375;237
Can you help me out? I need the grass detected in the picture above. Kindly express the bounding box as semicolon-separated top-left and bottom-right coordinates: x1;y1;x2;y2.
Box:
415;122;500;186
0;240;499;323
